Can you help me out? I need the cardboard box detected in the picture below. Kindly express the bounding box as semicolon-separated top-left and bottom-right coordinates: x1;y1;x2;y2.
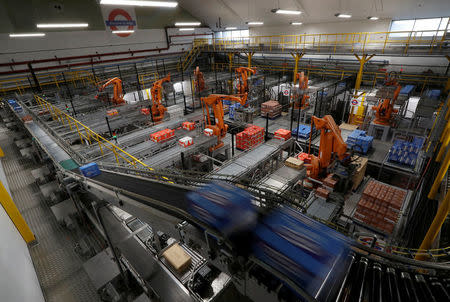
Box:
106;109;118;116
179;136;193;148
182;121;195;131
274;128;291;141
285;157;304;170
141;108;150;115
204;128;214;136
352;156;368;190
150;129;175;142
162;243;191;273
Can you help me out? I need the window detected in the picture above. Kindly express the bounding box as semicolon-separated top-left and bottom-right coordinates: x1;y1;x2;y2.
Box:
215;29;249;40
389;17;449;37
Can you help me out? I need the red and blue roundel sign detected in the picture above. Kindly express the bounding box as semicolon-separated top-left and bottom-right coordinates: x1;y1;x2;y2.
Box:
105;8;136;37
351;99;359;105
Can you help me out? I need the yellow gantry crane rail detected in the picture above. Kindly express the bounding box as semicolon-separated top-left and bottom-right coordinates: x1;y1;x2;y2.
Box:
33;95;155;172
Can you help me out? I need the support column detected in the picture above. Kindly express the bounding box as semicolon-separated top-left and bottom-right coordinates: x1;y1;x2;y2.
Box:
247;52;254;68
354;53;375;97
291;52;305;84
445;55;450;91
415;189;450;260
227;52;234;72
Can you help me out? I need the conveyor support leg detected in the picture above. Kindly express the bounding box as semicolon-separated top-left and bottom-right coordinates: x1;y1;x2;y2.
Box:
354;54;375;97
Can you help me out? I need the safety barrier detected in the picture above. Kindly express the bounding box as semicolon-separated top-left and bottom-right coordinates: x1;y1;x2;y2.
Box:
33;95;154;171
213;62;449;91
196;29;449;55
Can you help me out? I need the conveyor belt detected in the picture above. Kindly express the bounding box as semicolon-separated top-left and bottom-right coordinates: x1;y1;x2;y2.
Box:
7;99;450;302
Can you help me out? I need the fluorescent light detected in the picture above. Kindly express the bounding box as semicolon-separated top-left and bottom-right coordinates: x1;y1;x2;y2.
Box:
246;21;264;25
175;22;201;26
9;33;46;37
273;9;301;15
112;30;135;34
100;0;178;7
368;16;379;20
335;13;352;18
179;28;194;31
291;22;303;25
37;23;89;28
225;27;237;30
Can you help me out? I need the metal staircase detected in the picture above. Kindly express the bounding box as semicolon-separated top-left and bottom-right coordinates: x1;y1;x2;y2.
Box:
177;46;201;72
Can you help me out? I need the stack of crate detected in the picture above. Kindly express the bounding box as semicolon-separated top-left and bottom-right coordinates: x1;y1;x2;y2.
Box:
388;137;424;167
346;130;373;154
261;100;282;119
106;109;118;116
274;129;291;141
236;125;265;150
141;108;150;115
178;136;193;148
150;128;175;143
292;125;312;139
229;103;241;120
353;180;406;234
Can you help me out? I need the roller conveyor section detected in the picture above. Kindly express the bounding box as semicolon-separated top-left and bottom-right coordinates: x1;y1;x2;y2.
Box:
257;165;306;194
212;138;290;180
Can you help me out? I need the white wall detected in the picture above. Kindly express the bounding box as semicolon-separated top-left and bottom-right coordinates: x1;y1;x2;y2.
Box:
0;162;45;302
250;19;392;36
0;28;211;72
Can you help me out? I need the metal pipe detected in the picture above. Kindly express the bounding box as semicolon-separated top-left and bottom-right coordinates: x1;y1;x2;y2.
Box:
27;63;41;92
62;72;76;116
105;117;113;137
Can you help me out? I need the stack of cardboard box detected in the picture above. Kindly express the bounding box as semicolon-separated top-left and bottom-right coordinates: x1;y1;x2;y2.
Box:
236;125;265;150
182;121;195;131
274;129;291;141
150;129;175;143
354;180;406;234
141;108;150;115
261;100;282;119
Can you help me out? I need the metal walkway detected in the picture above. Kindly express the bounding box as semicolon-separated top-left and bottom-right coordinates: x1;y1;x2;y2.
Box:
0;120;100;302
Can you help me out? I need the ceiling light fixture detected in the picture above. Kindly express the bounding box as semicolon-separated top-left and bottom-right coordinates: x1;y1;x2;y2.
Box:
175;22;201;26
179;28;194;31
368;16;379;20
272;9;301;15
246;21;264;25
335;13;352;18
112;30;135;34
9;33;46;38
290;22;303;25
225;27;237;30
37;23;89;28
100;0;178;7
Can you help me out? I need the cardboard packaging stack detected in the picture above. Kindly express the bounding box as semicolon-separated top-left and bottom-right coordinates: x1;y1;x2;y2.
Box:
141;108;150;115
204;128;214;136
285;157;304;170
274;128;291;141
182;121;195;131
261;100;282;119
150;128;175;142
236;125;265;151
106;109;118;116
353;180;406;234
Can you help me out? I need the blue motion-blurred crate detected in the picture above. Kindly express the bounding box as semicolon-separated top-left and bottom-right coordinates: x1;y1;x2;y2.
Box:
186;181;257;236
388;137;424;167
8;99;22;112
424;89;441;100
252;207;351;300
292;125;312;139
79;163;101;178
222;99;232;106
346;129;373;154
229;103;241;120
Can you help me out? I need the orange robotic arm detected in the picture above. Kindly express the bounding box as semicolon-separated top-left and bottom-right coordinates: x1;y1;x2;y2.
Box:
293;72;310;109
194;66;206;93
372;78;401;126
150;74;171;122
201;93;248;150
306;115;348;179
98;77;125;105
235;67;256;95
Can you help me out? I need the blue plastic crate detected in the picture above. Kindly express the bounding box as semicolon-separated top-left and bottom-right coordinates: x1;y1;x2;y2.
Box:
186;181;257;236
229;103;241;120
79;162;101;178
346;130;373;154
292;125;312;139
388;137;423;167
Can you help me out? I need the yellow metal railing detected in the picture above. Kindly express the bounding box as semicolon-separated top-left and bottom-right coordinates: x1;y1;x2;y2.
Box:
139;72;159;89
197;28;449;55
213;62;449;89
33;95;154;171
1;70;98;95
178;45;201;71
